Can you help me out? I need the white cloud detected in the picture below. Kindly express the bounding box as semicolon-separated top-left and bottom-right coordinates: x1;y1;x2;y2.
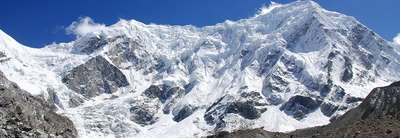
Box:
66;17;106;37
394;33;400;45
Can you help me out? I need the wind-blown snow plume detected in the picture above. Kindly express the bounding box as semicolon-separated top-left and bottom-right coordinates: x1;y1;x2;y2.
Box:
66;17;107;37
255;1;282;17
394;33;400;45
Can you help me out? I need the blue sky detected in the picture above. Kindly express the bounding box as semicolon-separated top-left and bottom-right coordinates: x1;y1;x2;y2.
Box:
0;0;399;48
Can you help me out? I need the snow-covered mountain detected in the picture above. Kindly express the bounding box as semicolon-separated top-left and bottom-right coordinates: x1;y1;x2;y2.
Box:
1;1;400;138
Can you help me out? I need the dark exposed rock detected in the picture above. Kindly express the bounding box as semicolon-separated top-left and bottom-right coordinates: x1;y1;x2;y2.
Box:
162;102;176;114
172;105;197;122
341;56;353;82
319;82;345;100
321;84;345;101
331;86;345;101
240;91;269;107
205;100;267;130
129;106;157;126
319;84;331;97
390;81;400;87
0;51;5;58
143;85;163;100
320;102;339;117
327;51;338;59
143;84;187;115
184;80;198;93
0;71;77;138
143;84;185;103
204;92;268;129
206;128;282;138
240;49;250;57
262;75;288;105
225;101;264;119
345;96;363;104
62;56;129;98
280;95;321;120
0;51;10;63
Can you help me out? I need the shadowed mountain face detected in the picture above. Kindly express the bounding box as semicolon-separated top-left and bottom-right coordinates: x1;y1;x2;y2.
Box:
0;71;77;138
207;81;400;138
62;56;129;98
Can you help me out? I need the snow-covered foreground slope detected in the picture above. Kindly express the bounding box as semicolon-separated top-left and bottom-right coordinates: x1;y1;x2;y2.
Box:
1;1;400;138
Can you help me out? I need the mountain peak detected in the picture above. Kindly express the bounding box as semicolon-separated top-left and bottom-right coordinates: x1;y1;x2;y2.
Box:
255;0;322;17
254;0;350;28
1;1;399;138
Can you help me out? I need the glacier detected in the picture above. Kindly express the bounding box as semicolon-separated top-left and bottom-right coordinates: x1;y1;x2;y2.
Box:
1;1;400;138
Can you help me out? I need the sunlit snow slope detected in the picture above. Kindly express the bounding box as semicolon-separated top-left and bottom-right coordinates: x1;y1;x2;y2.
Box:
1;1;400;138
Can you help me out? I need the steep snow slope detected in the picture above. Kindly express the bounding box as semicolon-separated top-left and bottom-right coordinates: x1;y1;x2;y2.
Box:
0;29;88;108
1;1;400;138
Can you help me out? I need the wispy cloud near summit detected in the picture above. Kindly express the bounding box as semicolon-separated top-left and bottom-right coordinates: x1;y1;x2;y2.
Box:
66;17;106;37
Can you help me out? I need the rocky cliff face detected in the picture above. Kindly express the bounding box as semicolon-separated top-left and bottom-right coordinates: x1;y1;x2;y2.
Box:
208;81;400;138
62;56;129;98
0;71;77;138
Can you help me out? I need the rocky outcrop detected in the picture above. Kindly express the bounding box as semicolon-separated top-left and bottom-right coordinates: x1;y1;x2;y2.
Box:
142;84;186;114
62;56;129;98
341;56;353;82
128;96;162;126
0;51;5;58
320;102;338;117
0;71;77;138
280;95;321;119
204;91;268;130
172;105;197;122
143;85;185;103
0;51;10;63
129;105;158;126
